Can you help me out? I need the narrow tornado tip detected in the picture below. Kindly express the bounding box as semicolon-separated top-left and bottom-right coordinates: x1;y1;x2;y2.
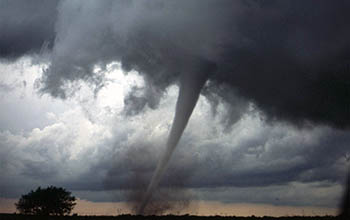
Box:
137;196;149;215
340;168;350;219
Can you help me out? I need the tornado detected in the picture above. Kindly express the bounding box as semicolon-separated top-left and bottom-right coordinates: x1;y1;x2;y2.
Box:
340;169;350;218
137;61;216;214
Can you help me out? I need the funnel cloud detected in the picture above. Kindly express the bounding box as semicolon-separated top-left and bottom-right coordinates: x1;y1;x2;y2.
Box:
137;60;215;214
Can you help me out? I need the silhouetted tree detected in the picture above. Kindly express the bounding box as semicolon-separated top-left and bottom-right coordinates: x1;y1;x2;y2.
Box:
15;186;76;215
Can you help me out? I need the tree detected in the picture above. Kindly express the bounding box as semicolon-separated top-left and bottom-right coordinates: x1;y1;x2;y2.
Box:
15;186;76;216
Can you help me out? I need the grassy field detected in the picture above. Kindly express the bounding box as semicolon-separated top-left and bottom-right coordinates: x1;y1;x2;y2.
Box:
0;214;342;220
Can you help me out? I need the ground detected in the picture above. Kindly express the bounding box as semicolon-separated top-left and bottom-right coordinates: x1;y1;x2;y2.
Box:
0;214;341;220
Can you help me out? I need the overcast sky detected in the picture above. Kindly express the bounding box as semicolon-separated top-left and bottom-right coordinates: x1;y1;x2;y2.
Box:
1;0;350;216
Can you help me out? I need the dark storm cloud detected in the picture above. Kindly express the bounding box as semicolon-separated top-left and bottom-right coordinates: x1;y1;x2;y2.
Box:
2;1;350;128
211;0;350;129
123;85;163;116
25;0;350;129
2;0;350;208
0;0;59;59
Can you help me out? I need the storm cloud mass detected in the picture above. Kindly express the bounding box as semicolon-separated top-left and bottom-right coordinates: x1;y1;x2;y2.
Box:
0;0;58;59
1;0;349;128
1;0;350;215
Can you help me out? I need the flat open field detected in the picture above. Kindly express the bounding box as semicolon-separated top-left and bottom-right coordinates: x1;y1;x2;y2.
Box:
0;214;341;220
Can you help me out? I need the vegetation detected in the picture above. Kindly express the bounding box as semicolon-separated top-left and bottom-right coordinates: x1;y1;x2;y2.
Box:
15;186;76;216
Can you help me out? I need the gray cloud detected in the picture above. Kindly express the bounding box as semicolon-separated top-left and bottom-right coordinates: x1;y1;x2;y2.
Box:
44;1;350;130
0;0;58;60
2;1;350;129
2;0;350;210
0;82;14;93
100;106;350;205
0;89;349;207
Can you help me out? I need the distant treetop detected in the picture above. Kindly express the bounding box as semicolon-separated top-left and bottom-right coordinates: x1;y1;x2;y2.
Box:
15;186;76;216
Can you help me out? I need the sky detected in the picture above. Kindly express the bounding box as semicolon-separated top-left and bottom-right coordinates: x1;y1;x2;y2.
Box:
1;0;350;216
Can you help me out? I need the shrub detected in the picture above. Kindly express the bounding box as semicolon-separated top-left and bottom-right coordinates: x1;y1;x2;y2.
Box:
15;186;76;215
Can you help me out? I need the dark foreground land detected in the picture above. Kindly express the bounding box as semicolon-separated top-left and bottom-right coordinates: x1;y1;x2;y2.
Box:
0;214;344;220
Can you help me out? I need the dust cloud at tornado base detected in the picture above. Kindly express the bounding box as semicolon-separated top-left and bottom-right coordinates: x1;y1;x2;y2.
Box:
103;139;194;215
